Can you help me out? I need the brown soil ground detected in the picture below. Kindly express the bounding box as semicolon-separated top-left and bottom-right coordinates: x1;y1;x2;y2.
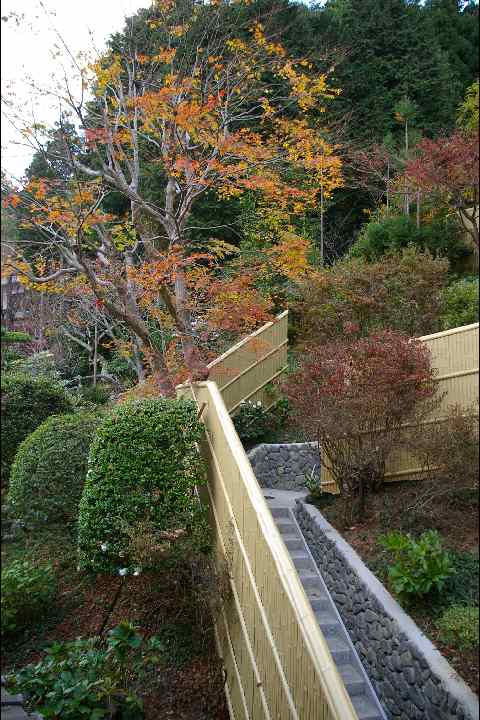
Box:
1;530;229;720
310;481;479;695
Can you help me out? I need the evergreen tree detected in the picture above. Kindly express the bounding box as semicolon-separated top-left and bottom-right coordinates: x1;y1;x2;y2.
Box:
322;0;458;143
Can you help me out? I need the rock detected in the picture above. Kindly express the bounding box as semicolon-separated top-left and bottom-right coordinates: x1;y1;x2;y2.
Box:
407;685;425;710
400;649;413;667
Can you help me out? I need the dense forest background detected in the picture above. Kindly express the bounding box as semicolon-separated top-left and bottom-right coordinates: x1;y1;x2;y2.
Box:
14;0;480;260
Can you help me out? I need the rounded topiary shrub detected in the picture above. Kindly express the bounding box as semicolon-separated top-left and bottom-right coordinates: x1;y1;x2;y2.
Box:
1;374;72;485
77;398;206;574
8;412;103;527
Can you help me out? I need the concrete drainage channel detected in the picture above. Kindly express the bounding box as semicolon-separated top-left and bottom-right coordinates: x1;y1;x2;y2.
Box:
1;678;41;720
263;488;479;720
265;492;387;720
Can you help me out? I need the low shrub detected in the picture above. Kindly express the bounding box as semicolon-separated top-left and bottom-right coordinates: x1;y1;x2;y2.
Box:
78;399;207;574
233;400;272;443
291;247;449;347
5;621;163;719
437;606;479;649
284;330;440;524
79;383;112;406
8;412;103;527
439;551;479;609
379;530;454;603
1;327;32;344
1;560;56;636
439;277;479;330
9;351;63;382
408;403;479;492
1;373;71;485
233;397;290;445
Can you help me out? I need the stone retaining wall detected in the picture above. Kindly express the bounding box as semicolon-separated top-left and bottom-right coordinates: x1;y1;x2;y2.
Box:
247;442;319;489
294;501;479;720
1;677;41;719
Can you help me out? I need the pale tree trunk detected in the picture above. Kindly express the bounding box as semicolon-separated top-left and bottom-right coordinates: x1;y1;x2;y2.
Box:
320;182;324;266
174;267;209;381
386;161;390;214
404;120;410;217
93;318;98;387
132;338;145;383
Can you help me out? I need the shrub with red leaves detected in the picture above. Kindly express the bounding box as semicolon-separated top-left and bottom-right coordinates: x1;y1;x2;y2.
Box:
405;131;479;251
284;330;440;524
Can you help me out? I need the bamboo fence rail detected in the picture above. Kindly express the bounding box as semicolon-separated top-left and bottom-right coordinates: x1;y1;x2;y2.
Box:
176;379;359;720
207;311;289;414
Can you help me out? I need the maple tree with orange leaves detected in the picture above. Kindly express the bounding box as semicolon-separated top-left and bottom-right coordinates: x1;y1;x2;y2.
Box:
2;0;342;394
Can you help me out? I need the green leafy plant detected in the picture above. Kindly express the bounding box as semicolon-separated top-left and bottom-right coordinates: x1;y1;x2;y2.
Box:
1;373;71;485
437;605;479;650
233;400;272;443
304;467;337;509
1;327;32;344
78;398;207;574
5;621;163;719
379;530;454;602
439;277;479;330
9;351;64;383
233;397;290;445
1;560;56;636
8;412;103;527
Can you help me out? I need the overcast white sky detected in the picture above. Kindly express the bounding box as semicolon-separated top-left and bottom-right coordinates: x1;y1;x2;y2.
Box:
1;0;151;180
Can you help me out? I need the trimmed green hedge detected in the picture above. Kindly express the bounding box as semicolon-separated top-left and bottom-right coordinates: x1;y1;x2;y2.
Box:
8;412;103;526
77;399;206;574
1;374;72;485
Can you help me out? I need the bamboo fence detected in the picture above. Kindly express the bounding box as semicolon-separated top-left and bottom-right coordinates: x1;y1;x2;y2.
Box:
177;378;358;720
207;310;289;414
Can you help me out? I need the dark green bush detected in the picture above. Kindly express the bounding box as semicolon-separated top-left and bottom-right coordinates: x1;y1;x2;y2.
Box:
79;383;112;406
233;400;272;443
1;374;72;485
6;621;163;719
439;277;479;330
1;560;56;636
233;397;290;445
8;412;103;526
439;551;479;609
78;399;206;574
437;606;479;649
350;214;471;268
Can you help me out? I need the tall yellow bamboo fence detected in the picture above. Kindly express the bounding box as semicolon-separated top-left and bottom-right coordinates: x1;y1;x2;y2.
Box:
177;311;359;720
207;310;289;415
320;322;480;493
